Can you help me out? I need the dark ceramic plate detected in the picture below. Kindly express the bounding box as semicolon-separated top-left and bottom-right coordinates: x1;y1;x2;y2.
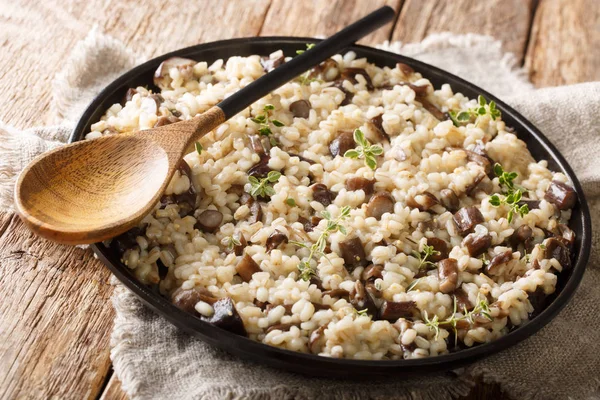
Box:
71;37;591;377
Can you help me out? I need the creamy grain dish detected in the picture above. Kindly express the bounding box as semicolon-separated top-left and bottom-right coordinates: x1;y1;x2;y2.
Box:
91;50;577;360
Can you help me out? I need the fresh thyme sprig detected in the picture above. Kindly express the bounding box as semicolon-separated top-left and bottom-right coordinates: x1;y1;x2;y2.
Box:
488;163;529;223
411;244;440;271
247;170;281;199
406;277;424;292
195;142;203;155
343;129;383;170
251;104;284;146
449;95;501;127
296;43;316;55
291;206;351;281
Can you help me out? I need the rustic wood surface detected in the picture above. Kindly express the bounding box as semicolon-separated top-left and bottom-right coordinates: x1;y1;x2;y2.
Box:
0;0;597;399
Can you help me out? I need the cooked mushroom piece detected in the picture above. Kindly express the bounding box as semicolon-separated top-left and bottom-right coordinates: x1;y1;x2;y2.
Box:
345;177;375;195
366;191;395;219
526;287;547;317
452;287;473;311
417;96;446;120
438;258;459;294
332;82;354;106
154;57;196;89
349;280;378;315
379;301;417;321
426;237;449;261
309;325;327;354
406;191;439;212
368;114;390;143
453;207;485;235
340;67;374;90
201;297;247;336
338;237;368;271
362;264;384;282
463;234;492;257
235;253;261;282
230;232;247;256
557;224;575;250
311;183;336;206
486;250;513;273
518;199;540;210
240;193;264;224
543;237;571;269
310;58;340;81
397;63;414;76
329;130;355;157
400;82;429;96
309;276;325;291
439;188;460;212
194;210;223;233
123;88;137;104
248;156;272;178
544;181;577;210
465;150;493;177
248;134;267;155
266;230;288;252
509;225;533;249
465;172;488;195
289;99;311;118
321;289;350;299
110;226;145;255
171;286;217;314
260;55;284;72
266;323;297;333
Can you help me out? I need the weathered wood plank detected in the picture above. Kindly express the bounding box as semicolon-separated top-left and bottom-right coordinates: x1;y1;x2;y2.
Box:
525;0;600;87
0;212;114;399
0;0;271;129
390;0;535;64
99;375;128;400
259;0;403;45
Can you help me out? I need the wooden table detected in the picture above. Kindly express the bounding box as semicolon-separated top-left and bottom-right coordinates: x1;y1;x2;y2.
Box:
1;1;598;399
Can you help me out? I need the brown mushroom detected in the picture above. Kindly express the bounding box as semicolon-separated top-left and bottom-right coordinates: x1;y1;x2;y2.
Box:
427;237;449;261
340;67;374;90
543;237;571;269
298;215;322;233
439;188;460;212
544;181;577;210
289;99;311;118
400;82;429;96
248;156;272;178
194;210;223;233
453;207;484;236
240;193;264;224
396;63;414;77
350;280;378;315
311;302;331;311
465;172;488;195
465;150;493;177
321;289;350;299
366;191;395;219
110;225;145;255
201;297;247;336
362;264;384;282
518;199;540;210
438;258;459;293
171;286;217;314
310;58;340;81
260;55;285;72
509;225;533;250
248;134;267;155
154;57;196;89
452;287;473;311
486;250;513;273
378;301;417;321
368;114;390;143
230;232;247;256
309;325;327;354
345;177;375;195
329;130;355;157
311;183;336;206
332;82;354;106
266;230;288;252
556;224;575;250
338;237;368;271
266;323;297;333
463;234;492;257
235;254;261;282
417;96;446;120
364;281;382;298
406;192;439;212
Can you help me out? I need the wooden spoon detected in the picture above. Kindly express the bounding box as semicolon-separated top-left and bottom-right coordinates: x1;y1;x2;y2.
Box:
14;6;395;244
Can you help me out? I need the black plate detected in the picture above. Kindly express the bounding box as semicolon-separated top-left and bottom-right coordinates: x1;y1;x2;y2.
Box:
72;37;592;377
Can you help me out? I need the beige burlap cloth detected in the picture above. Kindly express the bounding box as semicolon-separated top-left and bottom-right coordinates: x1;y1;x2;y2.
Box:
1;29;598;400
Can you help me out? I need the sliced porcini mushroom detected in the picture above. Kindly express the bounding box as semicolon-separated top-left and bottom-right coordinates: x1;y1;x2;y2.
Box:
228;184;245;196
486;250;513;273
321;289;350;299
396;63;414;77
340;67;374;90
239;193;263;224
526;287;547;317
378;300;417;322
464;150;493;177
309;276;325;291
311;183;336;206
266;323;297;334
417;96;446;120
439;188;460;213
509;225;533;249
194;210;223;233
332;81;354;106
329;130;355;157
171;286;217;314
154;57;196;89
438;258;459;294
285;151;315;164
362;264;384;282
364;281;382;298
556;223;575;250
311;302;331;311
289;99;311;118
366;191;395;219
338;237;368;271
260;55;285;72
248;134;267;155
544;181;577;210
201;297;247;336
298;215;322;233
349;280;378;315
400;82;429;96
162;159;197;217
110;226;145;255
248;155;272;178
406;191;439;212
229;232;247;256
310;58;340;81
368;114;390;143
518;198;540;210
266;230;288;252
265;303;293;314
426;237;449;261
154;115;180;127
465;172;489;195
543;237;571;269
417;220;437;232
453;207;484;236
345;177;375;195
235;253;261;282
452;287;473;311
462;234;492;257
309;325;327;354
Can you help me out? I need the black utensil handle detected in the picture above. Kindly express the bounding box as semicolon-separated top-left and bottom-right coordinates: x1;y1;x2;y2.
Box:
217;6;395;118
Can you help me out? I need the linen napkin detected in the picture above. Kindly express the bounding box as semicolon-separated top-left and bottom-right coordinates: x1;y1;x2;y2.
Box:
1;29;598;400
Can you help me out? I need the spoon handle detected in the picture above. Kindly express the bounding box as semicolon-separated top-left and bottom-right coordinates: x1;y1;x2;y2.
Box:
216;6;395;119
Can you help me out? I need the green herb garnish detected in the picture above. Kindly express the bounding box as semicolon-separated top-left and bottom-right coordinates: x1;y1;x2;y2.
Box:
251;104;284;146
449;95;501;127
195;142;203;155
356;308;369;317
296;43;316;55
411;244;440;271
247;170;281;199
488;163;529;223
221;235;241;250
406;277;424;292
343;129;383;170
285;198;296;207
291;206;351;281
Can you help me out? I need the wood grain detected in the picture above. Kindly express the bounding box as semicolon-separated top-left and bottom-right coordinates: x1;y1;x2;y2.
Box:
0;212;114;399
99;375;128;400
525;0;600;87
391;0;536;64
259;0;403;45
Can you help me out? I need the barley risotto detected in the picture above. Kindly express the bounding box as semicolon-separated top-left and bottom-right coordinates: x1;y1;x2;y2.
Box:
90;50;577;360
